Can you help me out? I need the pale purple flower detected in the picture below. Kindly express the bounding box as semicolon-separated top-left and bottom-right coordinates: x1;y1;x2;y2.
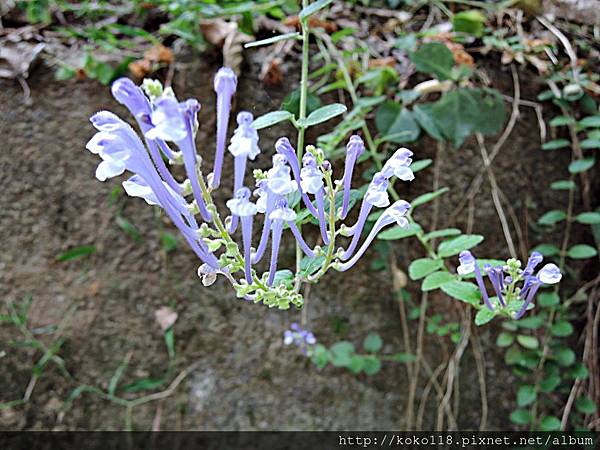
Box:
212;67;237;188
484;264;505;306
228;112;260;214
226;187;258;283
340;135;365;219
341;172;390;260
284;323;317;354
457;250;494;310
301;153;329;244
382;147;414;181
336;200;410;272
275;137;318;217
537;263;562;284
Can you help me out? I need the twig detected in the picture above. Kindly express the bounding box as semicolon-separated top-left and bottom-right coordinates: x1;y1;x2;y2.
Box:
471;326;489;430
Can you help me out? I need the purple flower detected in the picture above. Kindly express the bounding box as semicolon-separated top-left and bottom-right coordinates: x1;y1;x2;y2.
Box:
301;152;329;244
457;250;494;311
337;200;410;272
212;67;238;188
284;323;317;354
340;135;365;219
382;147;414;181
341;172;390;260
484;264;505;306
226;187;258;283
275;137;318;217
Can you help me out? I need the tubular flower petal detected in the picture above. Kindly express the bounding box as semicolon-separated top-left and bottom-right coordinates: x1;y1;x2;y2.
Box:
340;135;365;219
212;67;238;188
382;147;414;181
458;251;494;311
336;200;411;272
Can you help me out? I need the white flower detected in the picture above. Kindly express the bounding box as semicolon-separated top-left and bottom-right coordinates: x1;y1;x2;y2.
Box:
269;205;297;221
300;165;324;194
228;111;260;160
382;147;414;181
537;263;562;284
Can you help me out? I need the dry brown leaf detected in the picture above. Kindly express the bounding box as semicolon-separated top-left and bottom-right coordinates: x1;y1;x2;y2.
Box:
283;16;338;33
200;19;250;76
260;58;283;86
128;44;174;78
0;41;44;79
155;306;178;332
368;57;396;68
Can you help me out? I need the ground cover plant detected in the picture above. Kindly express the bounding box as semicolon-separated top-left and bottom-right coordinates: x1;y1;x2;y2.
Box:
1;0;599;433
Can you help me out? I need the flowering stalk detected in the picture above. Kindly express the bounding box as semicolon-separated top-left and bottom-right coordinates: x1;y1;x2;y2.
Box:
212;67;237;188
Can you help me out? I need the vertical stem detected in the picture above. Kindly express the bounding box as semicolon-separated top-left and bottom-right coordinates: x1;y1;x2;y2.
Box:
295;0;310;281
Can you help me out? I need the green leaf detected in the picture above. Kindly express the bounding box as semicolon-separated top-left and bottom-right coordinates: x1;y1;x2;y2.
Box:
377;222;422;240
517;385;537;407
272;269;294;287
56;245;96;262
551;321;573;337
363;333;383;353
496;332;514;347
408;258;444;280
330;341;354;367
421;271;455;291
475;308;495;326
549;115;575;127
438;234;484;258
538;210;567;226
410;187;450;208
575;396;597;414
575;212;600;224
282;88;321;117
409;159;432;173
362;356;382;375
538;291;560;307
311;344;330;369
567;363;589;379
452;10;486;37
429;88;506;147
412;103;444;140
160;232;179;253
532;244;560;257
299;0;333;20
55;66;76;81
542;139;570;150
440;281;481;305
516;335;538;349
516;316;544;330
568;158;595;174
298;255;326;277
540;374;561;392
578;115;600;128
423;228;462;241
244;32;300;48
555;347;576;366
510;409;531;425
539;416;561;431
347;355;365;374
299;103;346;128
580;139;600;149
252;110;293;130
550;180;576;191
567;244;598;259
375;102;420;143
122;378;165;393
410;42;454;80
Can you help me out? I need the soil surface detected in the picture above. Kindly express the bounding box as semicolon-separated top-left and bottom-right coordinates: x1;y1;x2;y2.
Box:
0;47;594;430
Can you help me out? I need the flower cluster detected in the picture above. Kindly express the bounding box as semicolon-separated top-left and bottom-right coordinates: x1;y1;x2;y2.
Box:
86;68;413;309
457;250;562;319
283;323;317;355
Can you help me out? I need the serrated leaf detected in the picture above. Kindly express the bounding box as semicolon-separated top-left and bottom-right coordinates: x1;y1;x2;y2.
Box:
410;187;450;208
475;308;495;326
421;271;455;291
567;244;598;259
410;42;454;80
301;103;347;128
252;110;293;130
575;212;600;224
363;333;383;353
408;258;444;280
438;234;484;257
441;281;481;305
568;158;595;174
517;385;536;407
